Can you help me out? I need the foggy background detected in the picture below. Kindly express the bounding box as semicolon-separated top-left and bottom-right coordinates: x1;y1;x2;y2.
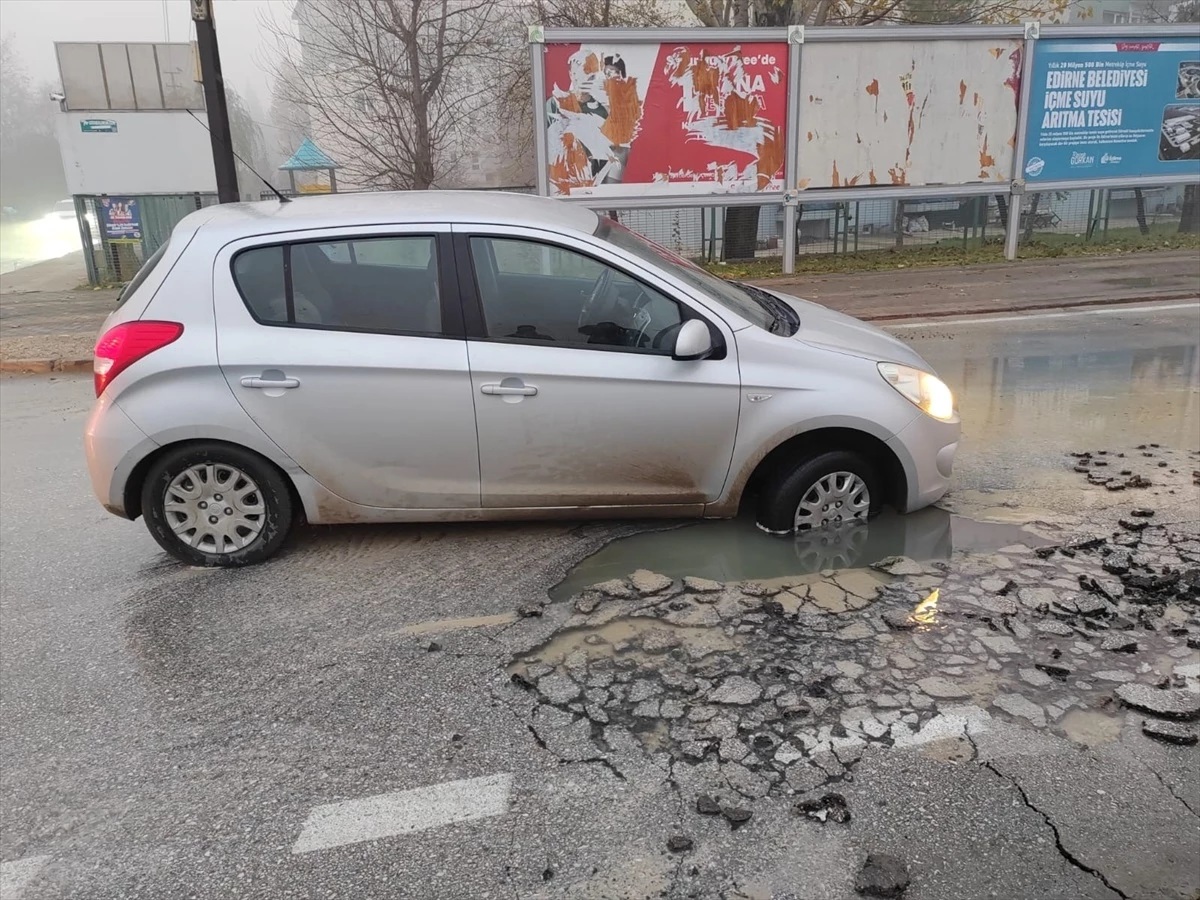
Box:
0;0;290;271
0;1;287;210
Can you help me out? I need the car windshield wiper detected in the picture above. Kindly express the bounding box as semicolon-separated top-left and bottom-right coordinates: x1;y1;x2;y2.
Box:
733;281;799;336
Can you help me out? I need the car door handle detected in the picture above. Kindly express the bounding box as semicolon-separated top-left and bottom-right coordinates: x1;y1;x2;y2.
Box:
241;376;300;389
481;383;537;396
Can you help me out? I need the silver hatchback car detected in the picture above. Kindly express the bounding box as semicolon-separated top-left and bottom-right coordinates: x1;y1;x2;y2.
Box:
85;192;960;566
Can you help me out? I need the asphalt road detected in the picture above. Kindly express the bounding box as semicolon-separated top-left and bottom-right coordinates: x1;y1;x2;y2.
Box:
1;301;1198;900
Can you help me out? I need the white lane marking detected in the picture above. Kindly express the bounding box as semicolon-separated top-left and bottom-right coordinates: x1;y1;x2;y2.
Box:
292;773;513;854
887;300;1199;329
0;855;50;899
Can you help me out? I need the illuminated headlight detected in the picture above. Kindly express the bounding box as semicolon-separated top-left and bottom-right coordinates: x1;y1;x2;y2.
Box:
878;363;956;422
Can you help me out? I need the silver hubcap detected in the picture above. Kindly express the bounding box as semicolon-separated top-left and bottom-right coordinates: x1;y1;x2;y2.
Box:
794;471;871;531
163;463;265;554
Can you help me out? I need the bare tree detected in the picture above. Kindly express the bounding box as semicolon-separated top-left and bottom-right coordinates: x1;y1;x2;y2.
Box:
268;55;311;168
226;89;275;199
498;0;682;174
264;0;502;190
686;0;1080;25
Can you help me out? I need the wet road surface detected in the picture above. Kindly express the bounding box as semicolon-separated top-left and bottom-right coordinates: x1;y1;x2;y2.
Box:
1;302;1198;899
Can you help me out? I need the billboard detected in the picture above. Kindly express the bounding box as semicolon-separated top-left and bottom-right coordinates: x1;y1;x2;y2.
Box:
797;40;1022;188
55;42;204;111
543;41;789;197
1023;38;1200;182
55;111;218;194
100;197;142;241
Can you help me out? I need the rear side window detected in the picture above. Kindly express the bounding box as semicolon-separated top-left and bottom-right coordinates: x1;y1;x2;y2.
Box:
117;240;170;307
231;235;443;335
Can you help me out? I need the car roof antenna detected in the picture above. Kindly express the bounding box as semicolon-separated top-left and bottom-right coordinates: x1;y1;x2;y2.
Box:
187;110;291;203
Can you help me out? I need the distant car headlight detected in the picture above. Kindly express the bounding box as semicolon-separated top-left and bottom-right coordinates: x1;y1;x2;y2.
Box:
878;362;956;422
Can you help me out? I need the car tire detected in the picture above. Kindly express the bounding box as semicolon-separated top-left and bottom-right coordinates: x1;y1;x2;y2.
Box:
756;450;881;535
141;443;294;567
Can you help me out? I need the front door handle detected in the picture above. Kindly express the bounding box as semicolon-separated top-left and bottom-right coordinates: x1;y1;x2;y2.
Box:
481;383;537;396
241;375;300;390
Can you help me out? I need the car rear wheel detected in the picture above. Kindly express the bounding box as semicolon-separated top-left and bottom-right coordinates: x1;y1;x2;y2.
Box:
756;450;881;535
141;443;294;566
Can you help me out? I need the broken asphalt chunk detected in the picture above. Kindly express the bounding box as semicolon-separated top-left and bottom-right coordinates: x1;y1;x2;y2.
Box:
1141;719;1199;745
1116;683;1200;720
720;804;753;829
854;853;911;898
795;792;851;825
1099;634;1138;653
1035;660;1072;678
881;610;916;630
629;569;673;595
696;794;722;816
666;835;694;853
708;675;763;705
872;556;925;577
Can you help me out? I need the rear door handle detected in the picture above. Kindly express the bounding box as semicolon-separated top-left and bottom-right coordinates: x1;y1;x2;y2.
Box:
481;383;537;396
241;376;300;389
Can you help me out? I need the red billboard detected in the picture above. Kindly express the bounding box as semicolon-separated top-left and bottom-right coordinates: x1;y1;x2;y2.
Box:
543;41;789;198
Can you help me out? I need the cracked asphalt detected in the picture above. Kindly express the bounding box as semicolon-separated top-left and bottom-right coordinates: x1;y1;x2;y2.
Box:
1;301;1198;899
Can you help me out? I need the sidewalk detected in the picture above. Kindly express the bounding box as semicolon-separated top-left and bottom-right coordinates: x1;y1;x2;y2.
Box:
1;250;1198;373
750;250;1200;321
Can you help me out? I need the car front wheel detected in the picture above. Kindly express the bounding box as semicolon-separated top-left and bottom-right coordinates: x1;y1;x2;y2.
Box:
756;450;881;535
141;443;294;566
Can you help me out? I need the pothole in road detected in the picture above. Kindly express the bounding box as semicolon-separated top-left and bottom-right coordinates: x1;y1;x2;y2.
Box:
550;507;1049;602
508;477;1200;807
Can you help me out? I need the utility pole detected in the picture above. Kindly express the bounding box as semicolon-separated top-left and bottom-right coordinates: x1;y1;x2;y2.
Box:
191;0;239;203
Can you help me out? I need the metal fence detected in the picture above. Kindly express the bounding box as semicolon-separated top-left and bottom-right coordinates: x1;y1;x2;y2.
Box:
76;192;217;285
603;180;1197;267
86;180;1193;286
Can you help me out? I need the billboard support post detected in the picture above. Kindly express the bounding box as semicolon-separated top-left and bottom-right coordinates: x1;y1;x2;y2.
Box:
1005;22;1039;261
782;26;805;275
529;26;549;198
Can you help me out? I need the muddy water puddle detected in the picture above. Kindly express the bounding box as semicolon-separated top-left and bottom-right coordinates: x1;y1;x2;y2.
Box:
1058;709;1124;747
551;508;1048;602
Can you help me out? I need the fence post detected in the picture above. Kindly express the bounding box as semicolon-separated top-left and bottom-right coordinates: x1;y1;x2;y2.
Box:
73;196;99;287
529;27;550;198
783;200;797;274
1005;22;1039;261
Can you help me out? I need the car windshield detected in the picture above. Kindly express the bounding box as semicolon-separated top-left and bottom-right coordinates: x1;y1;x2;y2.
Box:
595;217;779;332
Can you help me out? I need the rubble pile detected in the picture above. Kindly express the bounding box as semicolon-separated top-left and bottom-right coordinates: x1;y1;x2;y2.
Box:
507;509;1200;804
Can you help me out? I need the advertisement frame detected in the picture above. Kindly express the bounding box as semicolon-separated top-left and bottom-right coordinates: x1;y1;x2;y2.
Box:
532;24;1199;273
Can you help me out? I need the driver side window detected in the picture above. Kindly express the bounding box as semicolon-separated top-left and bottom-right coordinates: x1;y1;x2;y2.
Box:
470;236;683;353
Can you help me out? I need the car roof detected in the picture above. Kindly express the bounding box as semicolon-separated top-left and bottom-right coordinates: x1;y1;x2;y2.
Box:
183;190;600;242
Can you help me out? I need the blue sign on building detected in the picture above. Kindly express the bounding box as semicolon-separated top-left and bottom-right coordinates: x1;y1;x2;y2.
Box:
100;197;142;242
1023;39;1200;182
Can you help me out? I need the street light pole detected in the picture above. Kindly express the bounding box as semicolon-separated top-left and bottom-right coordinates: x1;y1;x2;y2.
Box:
191;0;239;203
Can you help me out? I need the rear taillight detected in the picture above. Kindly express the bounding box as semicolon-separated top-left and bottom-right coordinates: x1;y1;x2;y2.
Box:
94;321;183;397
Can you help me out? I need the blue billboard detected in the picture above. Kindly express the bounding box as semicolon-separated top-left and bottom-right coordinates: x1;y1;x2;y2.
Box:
1023;39;1200;182
99;197;142;242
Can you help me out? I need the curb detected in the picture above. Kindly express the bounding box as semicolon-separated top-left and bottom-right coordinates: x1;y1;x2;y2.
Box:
855;292;1199;323
0;358;92;375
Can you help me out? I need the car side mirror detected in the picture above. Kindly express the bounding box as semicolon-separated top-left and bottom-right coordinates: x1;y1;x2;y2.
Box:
673;319;713;361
